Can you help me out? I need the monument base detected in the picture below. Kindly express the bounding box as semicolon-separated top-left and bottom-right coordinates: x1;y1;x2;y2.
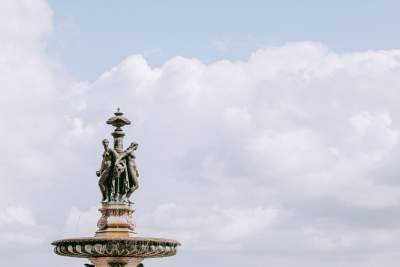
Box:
96;203;136;238
90;256;143;267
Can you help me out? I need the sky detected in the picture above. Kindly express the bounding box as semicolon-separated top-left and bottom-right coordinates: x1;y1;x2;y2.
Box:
48;0;400;80
2;1;400;267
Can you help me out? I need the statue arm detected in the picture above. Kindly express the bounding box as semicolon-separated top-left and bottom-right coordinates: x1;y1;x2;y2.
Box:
120;145;136;159
134;164;139;177
96;155;105;177
116;145;136;163
108;148;119;161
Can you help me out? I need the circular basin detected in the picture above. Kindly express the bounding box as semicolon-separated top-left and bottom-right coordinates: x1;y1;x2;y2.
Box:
52;237;180;259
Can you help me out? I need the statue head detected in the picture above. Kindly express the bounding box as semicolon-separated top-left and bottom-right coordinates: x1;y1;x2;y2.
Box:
102;139;109;148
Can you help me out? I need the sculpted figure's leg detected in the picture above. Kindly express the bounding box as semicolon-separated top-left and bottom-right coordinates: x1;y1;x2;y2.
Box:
98;176;107;201
99;168;112;202
126;174;138;199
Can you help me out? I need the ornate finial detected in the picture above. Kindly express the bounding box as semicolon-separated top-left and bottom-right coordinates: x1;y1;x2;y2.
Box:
107;108;131;129
106;108;131;152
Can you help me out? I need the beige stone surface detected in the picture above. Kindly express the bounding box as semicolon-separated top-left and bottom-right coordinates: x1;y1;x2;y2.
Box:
96;203;136;238
90;256;143;267
52;203;180;266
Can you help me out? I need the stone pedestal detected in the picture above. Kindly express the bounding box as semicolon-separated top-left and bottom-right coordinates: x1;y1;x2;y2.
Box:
90;257;143;267
52;202;180;266
96;203;136;238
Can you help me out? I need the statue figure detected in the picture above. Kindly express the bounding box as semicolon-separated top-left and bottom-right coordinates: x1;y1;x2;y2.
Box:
96;109;140;204
125;142;139;200
112;142;139;203
115;142;139;202
96;139;118;202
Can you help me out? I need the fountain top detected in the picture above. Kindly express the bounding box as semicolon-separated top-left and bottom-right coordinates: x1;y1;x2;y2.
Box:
106;108;131;129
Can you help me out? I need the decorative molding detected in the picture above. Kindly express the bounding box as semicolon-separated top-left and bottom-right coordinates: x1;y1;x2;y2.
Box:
52;237;180;259
96;204;136;234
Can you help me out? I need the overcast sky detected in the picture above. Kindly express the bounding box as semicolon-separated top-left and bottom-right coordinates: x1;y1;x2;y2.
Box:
2;1;400;267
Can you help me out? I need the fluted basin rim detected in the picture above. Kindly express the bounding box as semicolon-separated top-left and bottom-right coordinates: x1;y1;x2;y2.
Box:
51;236;180;259
52;236;180;246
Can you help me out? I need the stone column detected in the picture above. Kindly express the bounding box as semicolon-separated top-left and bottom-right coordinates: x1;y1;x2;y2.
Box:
112;127;125;153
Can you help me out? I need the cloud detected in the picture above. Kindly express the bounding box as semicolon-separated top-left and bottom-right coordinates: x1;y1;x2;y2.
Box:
0;205;36;227
0;0;74;260
71;42;400;267
138;203;278;250
2;1;400;266
63;206;98;237
0;0;52;46
0;205;49;249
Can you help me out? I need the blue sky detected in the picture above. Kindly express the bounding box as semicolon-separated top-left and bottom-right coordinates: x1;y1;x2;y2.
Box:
48;0;400;80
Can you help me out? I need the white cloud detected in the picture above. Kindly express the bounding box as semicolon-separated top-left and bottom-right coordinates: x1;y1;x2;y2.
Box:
2;1;400;266
0;206;36;227
64;206;98;237
137;203;278;250
75;42;400;267
0;205;50;248
0;1;61;253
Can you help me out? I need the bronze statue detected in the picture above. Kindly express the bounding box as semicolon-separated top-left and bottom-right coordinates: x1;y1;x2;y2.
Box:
96;109;140;204
125;142;139;199
96;139;118;202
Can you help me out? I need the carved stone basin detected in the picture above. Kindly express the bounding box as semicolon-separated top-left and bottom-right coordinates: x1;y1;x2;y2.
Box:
51;205;180;266
52;236;180;259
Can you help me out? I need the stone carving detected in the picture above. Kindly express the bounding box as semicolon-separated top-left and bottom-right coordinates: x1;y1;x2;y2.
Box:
95;204;136;237
52;237;180;258
96;109;139;204
97;214;108;231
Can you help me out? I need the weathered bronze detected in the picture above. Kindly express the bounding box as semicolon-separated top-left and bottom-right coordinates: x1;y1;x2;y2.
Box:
97;109;139;204
52;109;180;267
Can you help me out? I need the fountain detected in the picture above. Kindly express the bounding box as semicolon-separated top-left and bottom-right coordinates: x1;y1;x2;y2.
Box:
52;109;180;267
